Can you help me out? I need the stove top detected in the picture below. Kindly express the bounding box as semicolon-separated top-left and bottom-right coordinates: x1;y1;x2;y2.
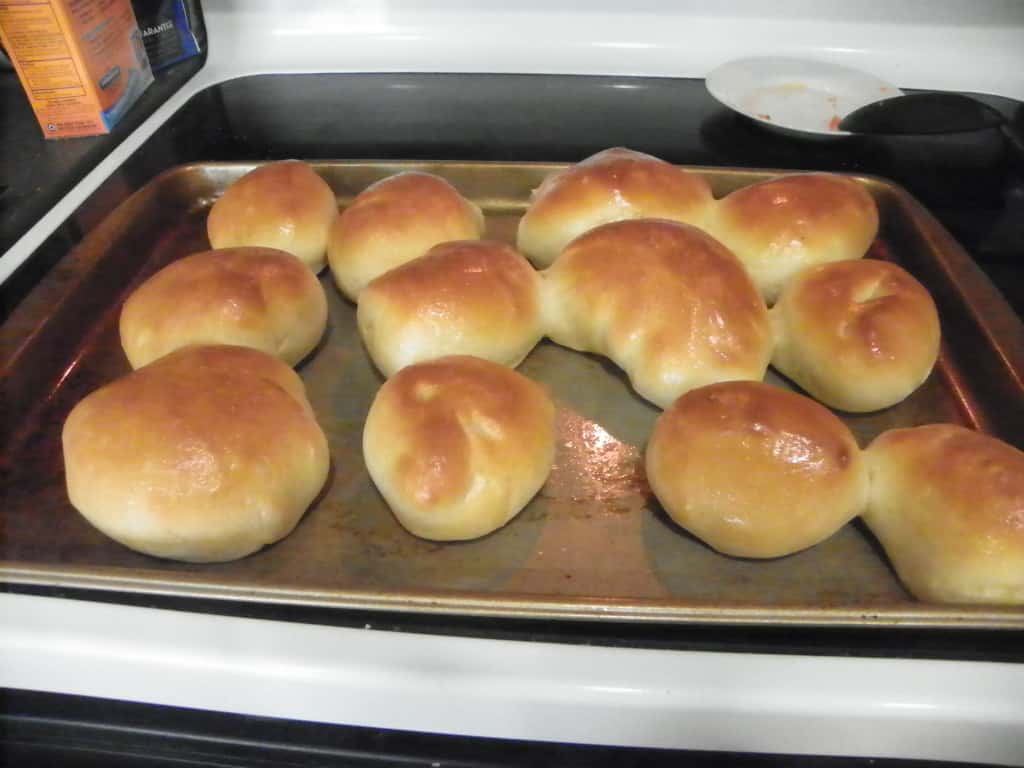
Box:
4;72;1021;321
5;65;1024;647
3;45;1024;767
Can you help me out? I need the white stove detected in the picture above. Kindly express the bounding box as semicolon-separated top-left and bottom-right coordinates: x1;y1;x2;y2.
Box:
3;2;1024;764
4;591;1024;763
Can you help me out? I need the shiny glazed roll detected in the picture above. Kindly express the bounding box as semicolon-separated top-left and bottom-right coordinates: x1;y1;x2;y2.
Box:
327;172;485;301
541;218;772;409
207;160;338;272
357;240;544;377
62;346;330;563
516;147;715;268
646;381;868;558
119;247;328;369
770;259;941;412
864;424;1024;605
706;173;879;304
363;355;556;541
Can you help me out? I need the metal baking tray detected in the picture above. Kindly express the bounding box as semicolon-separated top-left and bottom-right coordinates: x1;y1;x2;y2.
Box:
2;161;1023;628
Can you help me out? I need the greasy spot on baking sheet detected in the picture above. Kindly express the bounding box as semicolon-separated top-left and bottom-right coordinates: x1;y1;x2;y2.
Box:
543;406;648;506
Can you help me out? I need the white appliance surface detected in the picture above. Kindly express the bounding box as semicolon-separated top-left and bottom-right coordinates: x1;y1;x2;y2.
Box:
4;593;1024;765
3;2;1024;763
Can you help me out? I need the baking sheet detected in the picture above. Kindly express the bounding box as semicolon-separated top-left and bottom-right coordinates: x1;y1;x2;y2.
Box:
2;160;1023;627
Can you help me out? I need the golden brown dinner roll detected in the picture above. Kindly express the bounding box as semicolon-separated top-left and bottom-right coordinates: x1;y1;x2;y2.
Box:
207;160;338;272
357;240;543;377
864;424;1024;605
542;218;772;409
646;381;868;558
706;173;879;304
62;345;330;563
517;147;714;268
770;259;940;412
327;172;485;301
363;355;556;541
119;247;328;369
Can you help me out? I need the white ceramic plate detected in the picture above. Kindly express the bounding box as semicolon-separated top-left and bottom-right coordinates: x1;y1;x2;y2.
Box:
705;57;903;138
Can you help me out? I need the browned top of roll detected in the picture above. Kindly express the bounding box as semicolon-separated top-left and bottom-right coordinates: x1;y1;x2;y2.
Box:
209;161;330;232
552;219;767;354
357;240;543;376
119;247;327;368
651;381;859;480
206;160;338;270
528;147;712;219
335;172;480;237
714;173;878;243
327;172;485;300
366;355;554;512
646;380;865;557
362;240;539;332
769;258;941;414
139;247;316;309
61;345;328;562
517;147;714;266
777;259;939;370
543;218;771;407
869;424;1024;547
64;345;318;476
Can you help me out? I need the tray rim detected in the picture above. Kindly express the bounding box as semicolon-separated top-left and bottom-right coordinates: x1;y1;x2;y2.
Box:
5;563;1024;629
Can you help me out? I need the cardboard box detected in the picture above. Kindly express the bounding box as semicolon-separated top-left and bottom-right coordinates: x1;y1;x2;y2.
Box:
133;0;202;72
0;0;154;139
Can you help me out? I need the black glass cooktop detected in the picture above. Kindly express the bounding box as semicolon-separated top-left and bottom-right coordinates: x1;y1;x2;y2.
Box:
3;72;1022;319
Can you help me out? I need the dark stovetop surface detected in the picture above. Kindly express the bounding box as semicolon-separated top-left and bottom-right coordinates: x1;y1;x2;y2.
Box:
3;71;1022;320
0;56;205;263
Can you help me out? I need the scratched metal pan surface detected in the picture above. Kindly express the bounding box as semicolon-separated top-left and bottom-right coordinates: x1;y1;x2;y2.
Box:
2;161;1023;628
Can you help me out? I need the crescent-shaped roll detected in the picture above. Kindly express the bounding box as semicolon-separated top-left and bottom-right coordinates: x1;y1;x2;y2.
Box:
706;173;879;304
516;147;715;268
207;160;338;272
62;345;330;563
646;381;868;559
357;240;543;377
327;172;485;301
541;218;772;409
363;355;556;541
119;247;328;369
770;259;940;412
864;424;1024;605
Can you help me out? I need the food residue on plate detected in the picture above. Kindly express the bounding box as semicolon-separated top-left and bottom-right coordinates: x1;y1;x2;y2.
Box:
828;115;842;131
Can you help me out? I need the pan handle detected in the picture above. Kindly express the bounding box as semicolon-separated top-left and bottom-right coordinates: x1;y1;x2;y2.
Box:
1000;119;1024;174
